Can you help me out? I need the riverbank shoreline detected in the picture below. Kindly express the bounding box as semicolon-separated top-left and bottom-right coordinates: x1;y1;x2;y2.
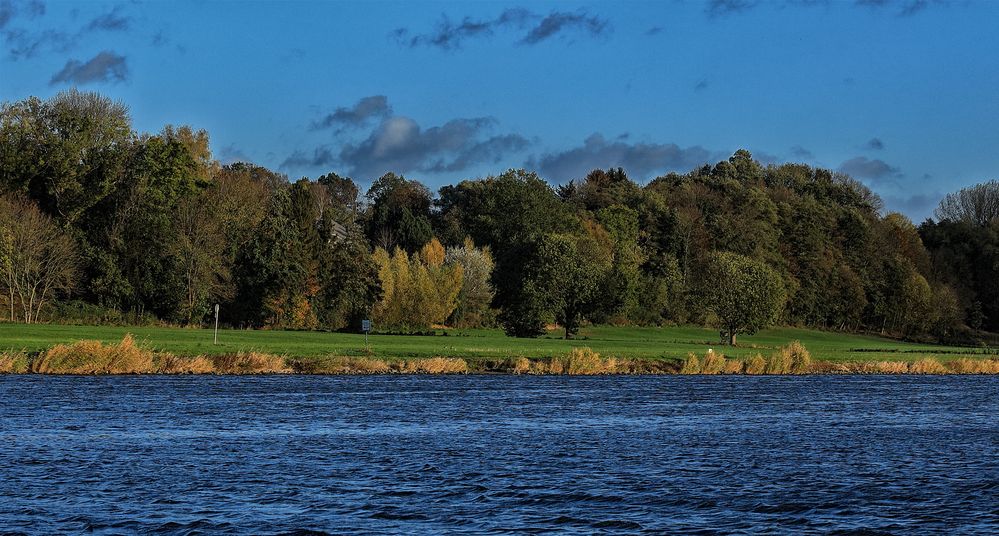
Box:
3;335;999;375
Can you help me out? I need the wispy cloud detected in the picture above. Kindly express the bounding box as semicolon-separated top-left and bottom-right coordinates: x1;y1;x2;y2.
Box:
393;8;609;50
789;145;815;160
838;156;901;183
4;4;130;59
520;10;608;45
706;0;759;18
527;133;714;182
0;0;43;30
49;50;128;86
284;98;530;178
84;6;129;32
864;137;885;150
702;0;949;18
310;95;392;132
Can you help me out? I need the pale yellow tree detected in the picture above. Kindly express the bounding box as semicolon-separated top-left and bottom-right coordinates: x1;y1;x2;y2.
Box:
0;196;78;323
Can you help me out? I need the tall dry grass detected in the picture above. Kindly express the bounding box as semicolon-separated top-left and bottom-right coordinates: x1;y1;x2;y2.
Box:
292;356;393;374
700;350;727;374
949;357;999;374
154;354;215;374
32;335;154;374
744;353;767;375
909;357;948;374
400;357;469;374
723;358;744;374
680;353;701;374
210;352;290;374
0;351;29;373
521;348;620;374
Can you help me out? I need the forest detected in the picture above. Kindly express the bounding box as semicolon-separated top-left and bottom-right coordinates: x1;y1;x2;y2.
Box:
2;91;998;344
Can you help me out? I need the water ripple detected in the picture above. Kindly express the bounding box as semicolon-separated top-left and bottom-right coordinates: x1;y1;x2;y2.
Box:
0;375;997;534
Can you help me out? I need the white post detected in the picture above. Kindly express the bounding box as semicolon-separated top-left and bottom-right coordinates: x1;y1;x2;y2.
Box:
214;303;219;345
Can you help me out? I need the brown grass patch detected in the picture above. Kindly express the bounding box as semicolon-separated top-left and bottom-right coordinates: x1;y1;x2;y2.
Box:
512;356;531;374
768;341;811;374
744;354;767;375
401;357;469;374
723;358;744;374
908;357;948;374
210;352;289;374
701;351;726;374
291;356;392;374
32;335;154;374
949;357;999;374
155;354;215;374
0;351;29;374
680;353;701;374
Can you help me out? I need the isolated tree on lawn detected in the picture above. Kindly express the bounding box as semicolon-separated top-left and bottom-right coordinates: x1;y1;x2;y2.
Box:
702;251;785;345
500;233;600;339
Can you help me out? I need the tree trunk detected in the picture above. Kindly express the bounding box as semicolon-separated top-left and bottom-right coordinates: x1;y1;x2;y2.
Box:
728;330;737;346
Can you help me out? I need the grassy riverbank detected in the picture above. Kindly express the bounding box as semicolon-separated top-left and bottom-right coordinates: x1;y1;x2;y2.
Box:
1;323;997;374
2;323;995;361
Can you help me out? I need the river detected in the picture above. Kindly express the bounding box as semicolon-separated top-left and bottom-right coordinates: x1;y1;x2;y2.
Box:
1;375;997;534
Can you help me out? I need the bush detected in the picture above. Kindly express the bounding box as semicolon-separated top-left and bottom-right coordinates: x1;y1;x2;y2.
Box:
32;335;154;374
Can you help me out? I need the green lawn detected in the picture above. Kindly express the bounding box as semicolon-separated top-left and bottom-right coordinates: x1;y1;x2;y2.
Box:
0;323;992;363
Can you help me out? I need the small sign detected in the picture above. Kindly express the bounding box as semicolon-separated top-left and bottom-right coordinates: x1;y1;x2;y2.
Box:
361;319;371;332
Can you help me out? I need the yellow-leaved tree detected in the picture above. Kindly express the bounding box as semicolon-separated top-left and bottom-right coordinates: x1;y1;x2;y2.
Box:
371;238;463;331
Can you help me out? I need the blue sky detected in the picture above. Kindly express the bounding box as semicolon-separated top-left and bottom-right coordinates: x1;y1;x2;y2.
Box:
2;0;999;221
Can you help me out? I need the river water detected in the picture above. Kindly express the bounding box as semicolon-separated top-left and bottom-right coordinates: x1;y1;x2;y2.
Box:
1;376;997;534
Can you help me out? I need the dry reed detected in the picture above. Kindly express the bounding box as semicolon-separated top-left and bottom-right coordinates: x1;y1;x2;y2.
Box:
908;357;948;374
32;335;154;374
701;350;727;374
155;354;216;374
744;354;767;375
210;352;289;374
680;353;701;374
0;351;29;374
723;358;744;374
399;357;469;374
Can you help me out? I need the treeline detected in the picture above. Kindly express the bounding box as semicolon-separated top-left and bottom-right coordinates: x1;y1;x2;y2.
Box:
2;91;997;342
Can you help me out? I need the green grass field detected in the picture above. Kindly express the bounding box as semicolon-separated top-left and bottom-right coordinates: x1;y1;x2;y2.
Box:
0;323;993;363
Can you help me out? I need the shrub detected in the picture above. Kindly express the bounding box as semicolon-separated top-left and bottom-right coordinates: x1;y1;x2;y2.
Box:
32;335;154;374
